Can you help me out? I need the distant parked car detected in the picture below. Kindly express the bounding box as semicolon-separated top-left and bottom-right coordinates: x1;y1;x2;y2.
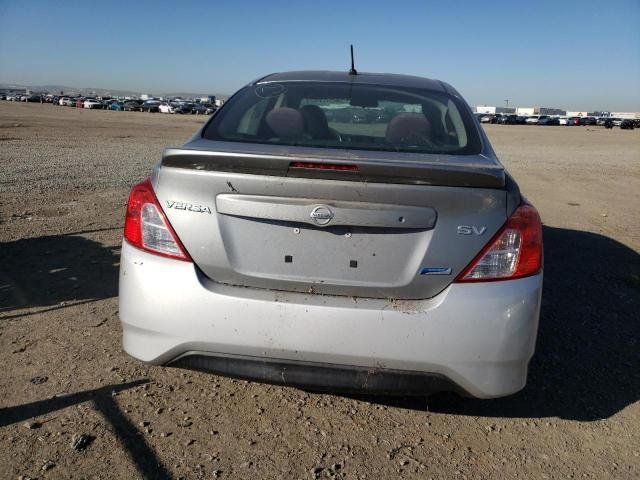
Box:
61;97;75;106
525;116;540;125
596;117;610;126
499;114;520;125
620;119;635;130
633;119;640;128
567;117;581;126
159;102;177;114
110;101;125;111
123;101;142;112
539;116;560;126
173;103;195;114
83;98;103;109
612;118;624;126
558;117;569;125
204;104;217;115
140;100;161;112
26;95;41;103
581;117;597;126
191;103;208;115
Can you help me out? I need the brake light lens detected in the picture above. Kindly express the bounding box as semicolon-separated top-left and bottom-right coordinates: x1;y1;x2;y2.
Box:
290;161;359;171
123;178;191;261
456;204;542;282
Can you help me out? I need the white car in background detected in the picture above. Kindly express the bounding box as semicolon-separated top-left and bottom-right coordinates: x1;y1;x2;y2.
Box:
525;116;540;125
159;102;176;114
558;117;568;125
83;99;103;109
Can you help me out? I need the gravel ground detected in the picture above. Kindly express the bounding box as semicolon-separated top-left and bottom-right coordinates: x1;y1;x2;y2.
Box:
0;102;639;479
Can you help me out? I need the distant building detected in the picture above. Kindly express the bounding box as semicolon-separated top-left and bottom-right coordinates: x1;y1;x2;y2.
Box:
611;112;640;119
566;111;590;117
475;105;515;114
517;107;565;116
516;107;534;116
567;111;618;117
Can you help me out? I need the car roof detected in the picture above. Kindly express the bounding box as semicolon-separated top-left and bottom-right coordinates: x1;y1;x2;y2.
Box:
254;70;448;93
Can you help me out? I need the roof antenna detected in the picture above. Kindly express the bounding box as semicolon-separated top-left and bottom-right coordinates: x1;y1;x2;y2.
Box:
348;44;358;75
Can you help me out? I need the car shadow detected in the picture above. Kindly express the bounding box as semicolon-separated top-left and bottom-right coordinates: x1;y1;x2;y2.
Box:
0;380;171;479
350;226;640;421
0;230;120;315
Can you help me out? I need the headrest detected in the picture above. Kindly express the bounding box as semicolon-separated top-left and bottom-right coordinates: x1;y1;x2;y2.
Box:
265;108;305;139
300;105;330;138
385;113;432;145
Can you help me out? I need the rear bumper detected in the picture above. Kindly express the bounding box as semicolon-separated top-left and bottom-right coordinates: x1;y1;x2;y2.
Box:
119;241;542;398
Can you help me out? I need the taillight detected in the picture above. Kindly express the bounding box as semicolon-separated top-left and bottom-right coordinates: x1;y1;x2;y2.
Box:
123;178;192;261
455;204;542;282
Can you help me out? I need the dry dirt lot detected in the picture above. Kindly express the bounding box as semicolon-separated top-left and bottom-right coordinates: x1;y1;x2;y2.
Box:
1;102;639;479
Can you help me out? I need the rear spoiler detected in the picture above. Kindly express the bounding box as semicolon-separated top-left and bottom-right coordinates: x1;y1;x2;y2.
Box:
161;147;505;189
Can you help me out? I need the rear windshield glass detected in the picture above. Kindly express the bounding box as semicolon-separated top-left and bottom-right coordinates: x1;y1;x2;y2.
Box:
203;82;481;155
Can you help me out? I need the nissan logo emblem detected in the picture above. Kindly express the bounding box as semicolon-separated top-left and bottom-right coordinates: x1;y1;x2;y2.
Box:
310;205;334;226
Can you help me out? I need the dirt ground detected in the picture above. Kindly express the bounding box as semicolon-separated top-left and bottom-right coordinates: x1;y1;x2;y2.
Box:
1;102;639;479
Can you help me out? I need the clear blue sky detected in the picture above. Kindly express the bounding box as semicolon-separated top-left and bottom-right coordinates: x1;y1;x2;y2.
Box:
1;0;639;111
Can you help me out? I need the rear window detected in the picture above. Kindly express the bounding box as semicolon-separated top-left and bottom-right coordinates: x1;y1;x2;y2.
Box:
203;82;481;155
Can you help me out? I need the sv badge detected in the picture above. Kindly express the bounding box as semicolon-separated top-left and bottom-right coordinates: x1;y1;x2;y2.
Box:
457;225;487;235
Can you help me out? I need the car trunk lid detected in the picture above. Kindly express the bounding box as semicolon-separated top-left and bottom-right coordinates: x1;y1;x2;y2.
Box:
154;142;507;299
